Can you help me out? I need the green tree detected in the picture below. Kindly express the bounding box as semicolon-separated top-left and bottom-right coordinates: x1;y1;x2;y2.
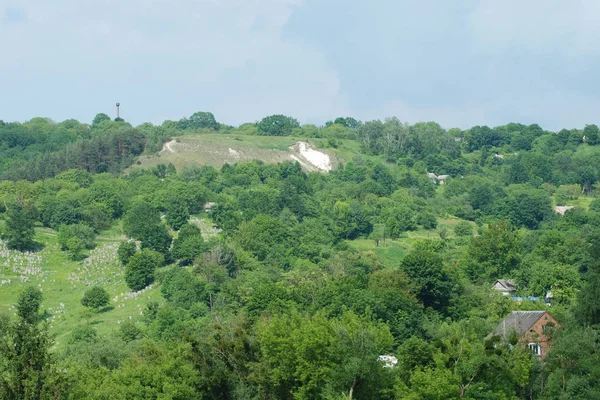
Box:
92;113;111;127
418;212;438;230
188;111;219;130
171;223;205;265
81;286;110;311
466;220;521;281
57;223;96;260
119;320;141;343
166;199;189;231
2;203;36;251
401;241;454;312
161;268;205;309
257;114;300;136
125;249;164;291
140;224;172;258
122;200;160;239
117;241;137;265
584;124;600;145
454;221;474;237
0;287;60;399
576;230;600;326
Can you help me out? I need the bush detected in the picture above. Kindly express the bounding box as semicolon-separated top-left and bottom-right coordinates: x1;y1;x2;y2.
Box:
58;223;96;260
118;241;137;265
68;324;98;344
81;286;110;311
589;198;600;213
555;184;581;206
140;225;172;258
454;221;474;237
166;200;189;231
418;212;438;230
171;224;206;265
119;321;141;342
123;201;160;239
125;249;164;291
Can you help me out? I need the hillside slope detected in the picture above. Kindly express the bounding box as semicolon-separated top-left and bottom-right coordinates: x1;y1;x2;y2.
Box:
134;134;343;172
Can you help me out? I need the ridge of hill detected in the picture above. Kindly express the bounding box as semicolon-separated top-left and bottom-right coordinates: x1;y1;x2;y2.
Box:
132;134;348;172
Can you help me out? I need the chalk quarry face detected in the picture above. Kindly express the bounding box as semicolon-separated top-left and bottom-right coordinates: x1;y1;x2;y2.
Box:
289;141;332;172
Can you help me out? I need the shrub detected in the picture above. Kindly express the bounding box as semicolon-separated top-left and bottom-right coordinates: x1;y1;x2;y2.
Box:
118;241;137;265
58;223;96;260
125;249;164;291
81;286;110;311
454;221;474;237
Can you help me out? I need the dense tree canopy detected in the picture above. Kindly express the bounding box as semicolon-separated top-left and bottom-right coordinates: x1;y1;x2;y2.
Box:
1;112;600;398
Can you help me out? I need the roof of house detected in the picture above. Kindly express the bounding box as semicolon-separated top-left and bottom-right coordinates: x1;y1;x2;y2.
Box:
554;206;574;215
491;311;547;339
427;173;438;179
437;175;449;180
493;279;517;291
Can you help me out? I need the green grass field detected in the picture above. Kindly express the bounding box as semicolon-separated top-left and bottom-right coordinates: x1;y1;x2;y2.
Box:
348;217;477;267
0;228;162;348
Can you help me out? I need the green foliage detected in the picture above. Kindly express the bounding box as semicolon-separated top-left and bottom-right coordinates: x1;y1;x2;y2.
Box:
2;203;36;251
81;286;110;311
4;113;600;398
125;249;164;291
171;223;206;265
160;268;205;309
117;241;137;265
254;310;394;399
454;220;474;237
0;287;63;399
140;224;172;258
68;324;98;344
56;169;93;187
166;199;189;230
179;111;219;130
401;241;455;312
466;220;521;281
417;212;438;230
92;113;111;127
57;223;96;260
122;200;161;239
257;114;300;136
119;320;141;343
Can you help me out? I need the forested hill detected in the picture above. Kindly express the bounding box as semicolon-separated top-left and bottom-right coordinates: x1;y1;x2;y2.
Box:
1;111;600;398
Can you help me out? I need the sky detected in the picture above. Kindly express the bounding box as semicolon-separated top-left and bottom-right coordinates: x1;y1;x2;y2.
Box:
1;0;600;130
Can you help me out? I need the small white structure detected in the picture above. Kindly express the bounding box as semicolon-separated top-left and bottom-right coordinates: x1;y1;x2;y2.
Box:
437;175;449;185
554;206;574;216
427;173;450;185
378;355;398;368
204;202;217;213
492;279;517;296
494;153;505;160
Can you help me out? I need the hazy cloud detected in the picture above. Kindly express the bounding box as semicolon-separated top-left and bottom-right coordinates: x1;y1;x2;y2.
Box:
1;0;600;130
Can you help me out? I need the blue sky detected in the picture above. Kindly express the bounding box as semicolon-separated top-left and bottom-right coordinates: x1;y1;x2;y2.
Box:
1;0;599;130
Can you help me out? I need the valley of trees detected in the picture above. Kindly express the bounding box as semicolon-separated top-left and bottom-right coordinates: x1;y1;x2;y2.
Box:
1;111;600;399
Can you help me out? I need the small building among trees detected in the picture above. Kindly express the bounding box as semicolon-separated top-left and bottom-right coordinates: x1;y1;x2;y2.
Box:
492;279;517;296
488;311;559;358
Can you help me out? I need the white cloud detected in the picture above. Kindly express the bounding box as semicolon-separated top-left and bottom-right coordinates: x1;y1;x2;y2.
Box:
0;0;347;125
469;1;600;56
